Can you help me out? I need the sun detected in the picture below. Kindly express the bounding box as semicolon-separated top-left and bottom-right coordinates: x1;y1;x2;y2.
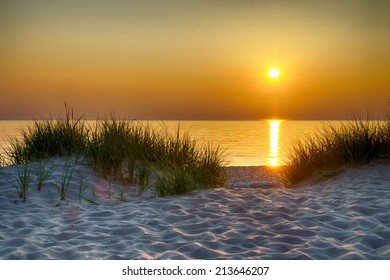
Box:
268;67;280;79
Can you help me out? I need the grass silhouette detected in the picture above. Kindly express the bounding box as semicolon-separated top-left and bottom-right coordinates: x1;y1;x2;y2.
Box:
283;115;390;186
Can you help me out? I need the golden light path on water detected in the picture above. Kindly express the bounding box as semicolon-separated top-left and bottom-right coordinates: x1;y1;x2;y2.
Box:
268;120;282;166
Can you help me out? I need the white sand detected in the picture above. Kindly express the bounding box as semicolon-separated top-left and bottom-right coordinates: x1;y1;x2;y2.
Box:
0;158;390;260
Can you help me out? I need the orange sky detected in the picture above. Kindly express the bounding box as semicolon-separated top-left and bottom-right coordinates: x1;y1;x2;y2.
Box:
1;0;390;119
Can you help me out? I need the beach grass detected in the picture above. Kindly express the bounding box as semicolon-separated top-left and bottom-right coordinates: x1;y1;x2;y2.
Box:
56;157;77;201
85;117;226;196
118;187;127;202
0;152;5;167
7;104;88;164
78;175;100;205
5;107;226;197
15;163;32;202
37;160;58;191
282;116;390;186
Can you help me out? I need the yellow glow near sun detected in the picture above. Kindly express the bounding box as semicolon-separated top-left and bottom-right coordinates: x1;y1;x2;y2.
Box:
268;67;280;79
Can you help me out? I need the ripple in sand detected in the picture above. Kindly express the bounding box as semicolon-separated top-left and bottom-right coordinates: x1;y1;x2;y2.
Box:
274;235;306;245
156;251;188;260
264;242;293;254
177;243;225;259
360;234;389;250
340;252;367;260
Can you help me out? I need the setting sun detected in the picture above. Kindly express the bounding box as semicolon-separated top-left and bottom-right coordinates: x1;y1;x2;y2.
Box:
268;67;280;79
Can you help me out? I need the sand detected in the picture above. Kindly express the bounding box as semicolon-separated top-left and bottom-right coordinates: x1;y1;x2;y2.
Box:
0;158;390;260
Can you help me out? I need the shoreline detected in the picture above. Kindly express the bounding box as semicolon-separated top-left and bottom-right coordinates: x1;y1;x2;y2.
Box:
1;159;390;259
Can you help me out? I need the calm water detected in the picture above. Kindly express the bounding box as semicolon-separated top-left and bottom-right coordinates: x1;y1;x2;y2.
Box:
0;120;336;166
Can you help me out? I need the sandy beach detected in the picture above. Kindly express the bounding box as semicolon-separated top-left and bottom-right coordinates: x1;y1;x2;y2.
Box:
0;158;390;260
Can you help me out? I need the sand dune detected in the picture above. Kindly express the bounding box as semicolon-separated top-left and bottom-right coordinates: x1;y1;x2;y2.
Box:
0;158;389;259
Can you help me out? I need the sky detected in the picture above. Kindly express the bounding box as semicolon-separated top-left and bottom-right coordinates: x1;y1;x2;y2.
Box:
1;0;390;120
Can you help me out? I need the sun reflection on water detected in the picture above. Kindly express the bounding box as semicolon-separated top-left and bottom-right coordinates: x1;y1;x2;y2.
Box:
268;120;282;166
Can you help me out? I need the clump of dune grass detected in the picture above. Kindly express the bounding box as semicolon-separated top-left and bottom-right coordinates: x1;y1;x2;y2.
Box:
282;116;390;186
155;165;199;197
85;117;226;196
7;104;88;164
86;117;134;181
